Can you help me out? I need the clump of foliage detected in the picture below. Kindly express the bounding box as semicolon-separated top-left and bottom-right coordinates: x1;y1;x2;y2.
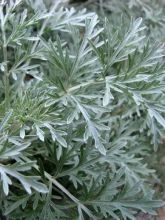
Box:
0;0;165;219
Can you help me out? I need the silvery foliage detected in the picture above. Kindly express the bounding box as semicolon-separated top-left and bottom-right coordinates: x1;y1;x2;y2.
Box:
0;0;164;219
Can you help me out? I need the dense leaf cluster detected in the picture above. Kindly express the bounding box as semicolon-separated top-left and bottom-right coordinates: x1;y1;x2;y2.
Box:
0;0;165;219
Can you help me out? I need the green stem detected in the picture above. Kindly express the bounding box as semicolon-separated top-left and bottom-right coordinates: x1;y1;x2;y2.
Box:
32;162;95;219
3;44;10;109
0;4;10;109
44;172;95;219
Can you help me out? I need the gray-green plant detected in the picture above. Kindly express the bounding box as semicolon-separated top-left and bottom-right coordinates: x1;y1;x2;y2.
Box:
0;0;165;219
